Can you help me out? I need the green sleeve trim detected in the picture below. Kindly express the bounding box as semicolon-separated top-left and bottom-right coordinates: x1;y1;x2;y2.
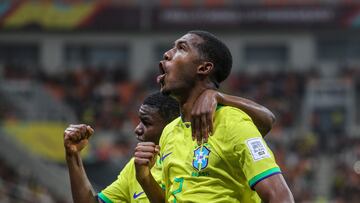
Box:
98;192;113;203
248;167;281;189
216;104;224;111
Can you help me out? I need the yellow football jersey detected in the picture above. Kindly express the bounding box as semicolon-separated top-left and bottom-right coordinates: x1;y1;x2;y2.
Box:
159;106;281;203
98;157;162;203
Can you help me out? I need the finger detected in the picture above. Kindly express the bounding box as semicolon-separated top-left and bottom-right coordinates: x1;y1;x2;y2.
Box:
64;130;74;141
155;145;160;154
192;113;201;142
74;125;88;140
134;152;157;159
194;118;202;145
201;114;208;143
73;128;86;140
77;139;89;149
86;125;94;138
191;117;196;141
135;145;157;153
70;124;86;128
134;157;150;165
207;111;213;136
65;127;85;139
69;124;88;134
64;130;81;141
66;127;81;132
68;124;84;130
64;129;74;136
79;125;88;135
137;142;156;147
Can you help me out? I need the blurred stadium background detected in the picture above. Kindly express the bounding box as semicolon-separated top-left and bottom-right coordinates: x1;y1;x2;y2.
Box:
0;0;359;202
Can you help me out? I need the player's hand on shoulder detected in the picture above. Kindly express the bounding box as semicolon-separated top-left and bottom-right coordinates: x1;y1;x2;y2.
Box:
63;124;94;154
191;89;220;145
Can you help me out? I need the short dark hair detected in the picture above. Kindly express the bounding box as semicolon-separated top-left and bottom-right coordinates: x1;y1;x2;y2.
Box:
188;30;232;88
143;92;179;123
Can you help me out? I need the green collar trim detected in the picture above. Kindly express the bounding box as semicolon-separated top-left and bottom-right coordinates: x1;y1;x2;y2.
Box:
216;104;224;111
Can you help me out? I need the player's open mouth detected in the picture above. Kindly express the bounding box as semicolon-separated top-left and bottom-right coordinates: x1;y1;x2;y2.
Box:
157;62;166;86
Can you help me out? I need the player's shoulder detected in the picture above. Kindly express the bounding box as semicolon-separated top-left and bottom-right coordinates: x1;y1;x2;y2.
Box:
162;116;181;135
216;105;253;123
113;158;136;183
119;157;136;174
215;106;262;142
160;116;181;144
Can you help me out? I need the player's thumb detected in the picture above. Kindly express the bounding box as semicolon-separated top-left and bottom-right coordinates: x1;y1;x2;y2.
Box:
155;145;160;155
86;125;94;138
77;139;89;151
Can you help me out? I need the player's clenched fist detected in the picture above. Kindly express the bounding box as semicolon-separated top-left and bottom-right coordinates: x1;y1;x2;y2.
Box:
134;142;159;180
134;142;159;167
64;124;94;155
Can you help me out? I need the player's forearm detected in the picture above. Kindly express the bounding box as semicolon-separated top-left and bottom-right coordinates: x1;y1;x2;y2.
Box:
136;173;165;203
217;93;275;136
66;152;98;203
263;188;294;203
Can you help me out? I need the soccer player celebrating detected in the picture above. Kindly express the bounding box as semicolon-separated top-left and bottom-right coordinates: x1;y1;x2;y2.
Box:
64;90;276;203
135;31;294;203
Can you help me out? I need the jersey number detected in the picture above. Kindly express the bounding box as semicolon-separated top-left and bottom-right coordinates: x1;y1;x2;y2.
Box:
171;177;184;203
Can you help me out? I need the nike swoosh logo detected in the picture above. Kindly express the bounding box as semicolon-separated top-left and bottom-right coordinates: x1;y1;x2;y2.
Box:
133;191;144;199
161;152;172;161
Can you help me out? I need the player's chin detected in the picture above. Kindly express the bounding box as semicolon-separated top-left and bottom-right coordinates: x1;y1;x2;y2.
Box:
136;136;144;142
160;87;171;96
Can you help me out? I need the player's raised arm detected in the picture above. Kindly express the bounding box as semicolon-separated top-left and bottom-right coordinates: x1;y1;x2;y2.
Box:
64;124;100;203
134;142;165;203
191;89;275;143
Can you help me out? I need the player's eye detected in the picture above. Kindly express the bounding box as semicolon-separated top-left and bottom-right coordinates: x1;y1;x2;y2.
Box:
177;44;185;50
141;119;151;126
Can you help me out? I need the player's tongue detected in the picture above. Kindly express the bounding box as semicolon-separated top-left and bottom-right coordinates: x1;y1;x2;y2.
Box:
157;74;165;84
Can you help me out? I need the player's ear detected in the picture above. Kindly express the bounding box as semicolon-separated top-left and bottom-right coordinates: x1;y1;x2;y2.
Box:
197;61;213;76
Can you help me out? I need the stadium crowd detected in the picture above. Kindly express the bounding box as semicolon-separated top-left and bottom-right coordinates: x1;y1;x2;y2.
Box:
0;157;66;203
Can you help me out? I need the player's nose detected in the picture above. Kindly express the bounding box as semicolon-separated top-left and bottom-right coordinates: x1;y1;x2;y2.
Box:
163;49;172;61
134;123;144;136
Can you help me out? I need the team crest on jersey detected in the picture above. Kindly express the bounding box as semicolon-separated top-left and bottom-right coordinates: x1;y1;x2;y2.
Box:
192;146;211;171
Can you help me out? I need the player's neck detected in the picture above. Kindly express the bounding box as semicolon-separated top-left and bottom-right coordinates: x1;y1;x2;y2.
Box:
179;82;216;122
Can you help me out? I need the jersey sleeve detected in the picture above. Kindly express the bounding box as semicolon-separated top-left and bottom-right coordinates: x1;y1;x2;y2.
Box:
227;109;281;190
97;159;133;203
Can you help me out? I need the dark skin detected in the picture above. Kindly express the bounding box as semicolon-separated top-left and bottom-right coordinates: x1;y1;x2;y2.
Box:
64;124;98;203
136;33;294;203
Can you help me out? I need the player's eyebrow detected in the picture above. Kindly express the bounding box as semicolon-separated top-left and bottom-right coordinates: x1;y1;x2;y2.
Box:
174;40;189;48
